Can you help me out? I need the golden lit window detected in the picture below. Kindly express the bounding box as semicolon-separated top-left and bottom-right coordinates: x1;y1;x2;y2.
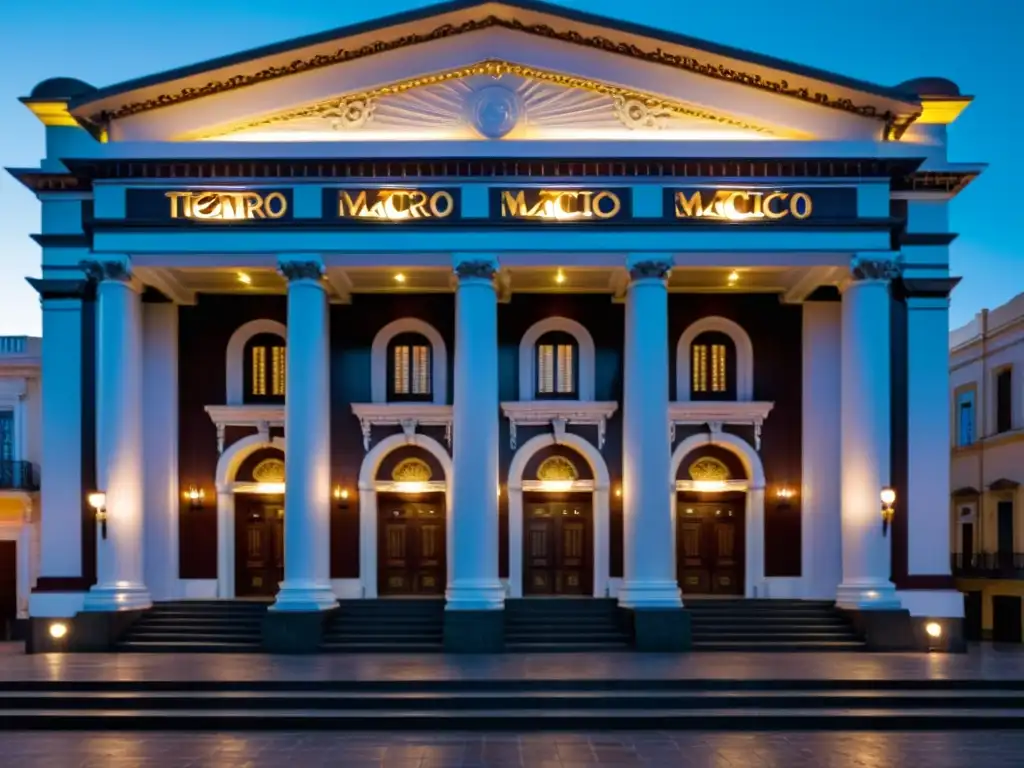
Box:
251;346;267;396
245;333;286;403
389;334;432;401
537;331;577;398
691;332;734;400
271;346;286;396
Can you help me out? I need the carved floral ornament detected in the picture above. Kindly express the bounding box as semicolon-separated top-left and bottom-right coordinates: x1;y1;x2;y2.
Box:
89;16;913;136
537;455;579;482
688;457;730;481
392;457;432;482
850;256;902;282
279;260;325;282
80;259;132;283
252;458;285;484
454;260;498;281
629;260;673;281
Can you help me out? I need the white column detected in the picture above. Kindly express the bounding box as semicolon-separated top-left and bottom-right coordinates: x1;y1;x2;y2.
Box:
84;261;151;611
836;256;901;610
618;258;681;609
34;293;84;587
446;258;504;611
142;303;179;601
215;490;235;598
801;301;843;599
272;258;336;611
906;295;955;576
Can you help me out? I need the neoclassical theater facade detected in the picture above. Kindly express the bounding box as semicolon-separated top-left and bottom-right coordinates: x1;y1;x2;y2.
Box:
13;0;979;651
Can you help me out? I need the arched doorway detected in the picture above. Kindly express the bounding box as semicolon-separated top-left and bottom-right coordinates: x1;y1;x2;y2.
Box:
507;433;611;598
214;434;285;599
670;432;766;598
357;433;452;599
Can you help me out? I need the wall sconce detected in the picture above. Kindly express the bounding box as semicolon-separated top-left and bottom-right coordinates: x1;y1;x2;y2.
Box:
880;486;896;536
333;486;350;505
87;491;107;540
615;486;622;498
775;487;796;501
185;486;205;510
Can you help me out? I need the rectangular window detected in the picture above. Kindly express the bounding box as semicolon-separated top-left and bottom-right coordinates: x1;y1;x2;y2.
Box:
0;410;13;462
556;344;574;394
393;346;411;395
271;346;286;396
411;345;430;395
537;344;555;394
996;368;1013;433
957;390;975;446
692;345;707;393
710;344;726;393
251;346;266;396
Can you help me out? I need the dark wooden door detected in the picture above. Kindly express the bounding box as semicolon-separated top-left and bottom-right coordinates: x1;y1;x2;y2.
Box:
378;499;446;596
523;501;592;596
961;523;975;567
997;501;1015;568
235;500;284;598
992;595;1022;643
0;542;15;640
676;503;744;595
963;591;982;642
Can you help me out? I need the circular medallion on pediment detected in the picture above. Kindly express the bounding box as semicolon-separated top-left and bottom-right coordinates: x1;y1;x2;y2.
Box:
467;84;522;139
252;458;285;484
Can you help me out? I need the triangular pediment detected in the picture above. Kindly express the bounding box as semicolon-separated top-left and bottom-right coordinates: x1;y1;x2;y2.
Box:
67;0;922;143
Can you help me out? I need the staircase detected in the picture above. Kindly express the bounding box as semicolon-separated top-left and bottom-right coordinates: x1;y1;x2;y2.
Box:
321;599;444;652
116;600;267;652
504;598;631;651
687;599;865;651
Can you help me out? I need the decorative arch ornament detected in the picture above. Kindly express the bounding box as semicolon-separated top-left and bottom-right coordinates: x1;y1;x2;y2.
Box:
507;432;610;598
252;458;285;484
518;316;596;401
370;318;448;405
225;319;287;405
537;455;579;482
688;457;730;481
676;316;754;402
392;457;432;482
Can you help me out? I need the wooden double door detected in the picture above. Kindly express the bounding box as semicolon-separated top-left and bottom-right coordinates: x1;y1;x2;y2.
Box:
524;496;592;596
676;501;744;595
235;498;284;598
378;495;446;596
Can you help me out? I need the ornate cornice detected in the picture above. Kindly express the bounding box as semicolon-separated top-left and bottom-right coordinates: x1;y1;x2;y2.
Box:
278;260;324;282
629;260;672;281
850;256;901;282
182;60;781;140
454;260;497;281
83;15;911;131
26;277;91;301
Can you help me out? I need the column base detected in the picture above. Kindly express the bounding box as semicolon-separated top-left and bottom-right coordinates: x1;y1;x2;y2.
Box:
444;609;504;653
445;579;505;611
835;580;901;610
837;607;916;651
270;580;338;612
82;583;152;612
262;607;337;653
26;609;146;653
623;607;691;652
617;579;682;609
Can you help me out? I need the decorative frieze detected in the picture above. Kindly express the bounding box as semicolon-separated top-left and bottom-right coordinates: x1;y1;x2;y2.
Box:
501;401;618;451
668;401;774;450
350;403;453;451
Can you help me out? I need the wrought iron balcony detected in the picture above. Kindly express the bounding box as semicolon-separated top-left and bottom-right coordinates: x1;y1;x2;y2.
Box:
952;552;1024;579
0;461;39;491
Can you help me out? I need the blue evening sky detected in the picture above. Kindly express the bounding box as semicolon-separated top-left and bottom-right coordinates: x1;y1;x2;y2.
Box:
0;0;1019;335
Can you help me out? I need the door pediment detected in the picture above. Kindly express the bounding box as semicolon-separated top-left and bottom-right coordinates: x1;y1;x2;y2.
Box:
67;0;922;143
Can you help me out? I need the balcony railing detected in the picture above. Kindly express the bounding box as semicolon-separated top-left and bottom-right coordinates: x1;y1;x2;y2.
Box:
0;461;39;491
952;552;1024;579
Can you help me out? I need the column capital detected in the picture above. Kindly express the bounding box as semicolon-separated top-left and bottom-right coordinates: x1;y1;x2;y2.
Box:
453;258;498;281
80;258;132;283
628;259;673;282
849;254;902;283
278;257;324;282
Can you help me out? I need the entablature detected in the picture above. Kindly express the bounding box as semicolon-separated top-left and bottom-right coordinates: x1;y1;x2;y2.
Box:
669;401;775;450
501;400;618;450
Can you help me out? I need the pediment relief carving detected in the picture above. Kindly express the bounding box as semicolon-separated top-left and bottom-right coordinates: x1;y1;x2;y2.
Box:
186;61;785;141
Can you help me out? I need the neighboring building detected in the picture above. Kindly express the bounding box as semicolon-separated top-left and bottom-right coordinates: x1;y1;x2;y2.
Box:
951;293;1024;641
0;336;40;639
11;0;979;652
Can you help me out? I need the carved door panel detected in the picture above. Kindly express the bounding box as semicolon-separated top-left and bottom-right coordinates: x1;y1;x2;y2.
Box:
235;501;283;598
524;509;555;595
523;501;593;596
378;500;446;596
676;502;744;596
677;514;709;594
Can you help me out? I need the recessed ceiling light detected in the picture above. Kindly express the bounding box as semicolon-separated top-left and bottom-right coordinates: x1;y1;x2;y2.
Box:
727;270;739;284
237;272;252;285
394;273;406;283
555;269;566;284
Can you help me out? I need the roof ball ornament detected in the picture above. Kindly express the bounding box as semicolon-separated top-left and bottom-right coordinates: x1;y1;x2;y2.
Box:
467;84;522;139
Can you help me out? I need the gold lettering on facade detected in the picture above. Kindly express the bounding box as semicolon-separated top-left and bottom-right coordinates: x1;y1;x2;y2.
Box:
673;190;815;221
500;189;622;220
337;189;455;220
165;190;287;220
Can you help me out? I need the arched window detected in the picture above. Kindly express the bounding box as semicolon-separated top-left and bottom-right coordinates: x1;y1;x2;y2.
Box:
388;333;432;401
536;331;578;399
690;331;736;401
243;333;286;403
